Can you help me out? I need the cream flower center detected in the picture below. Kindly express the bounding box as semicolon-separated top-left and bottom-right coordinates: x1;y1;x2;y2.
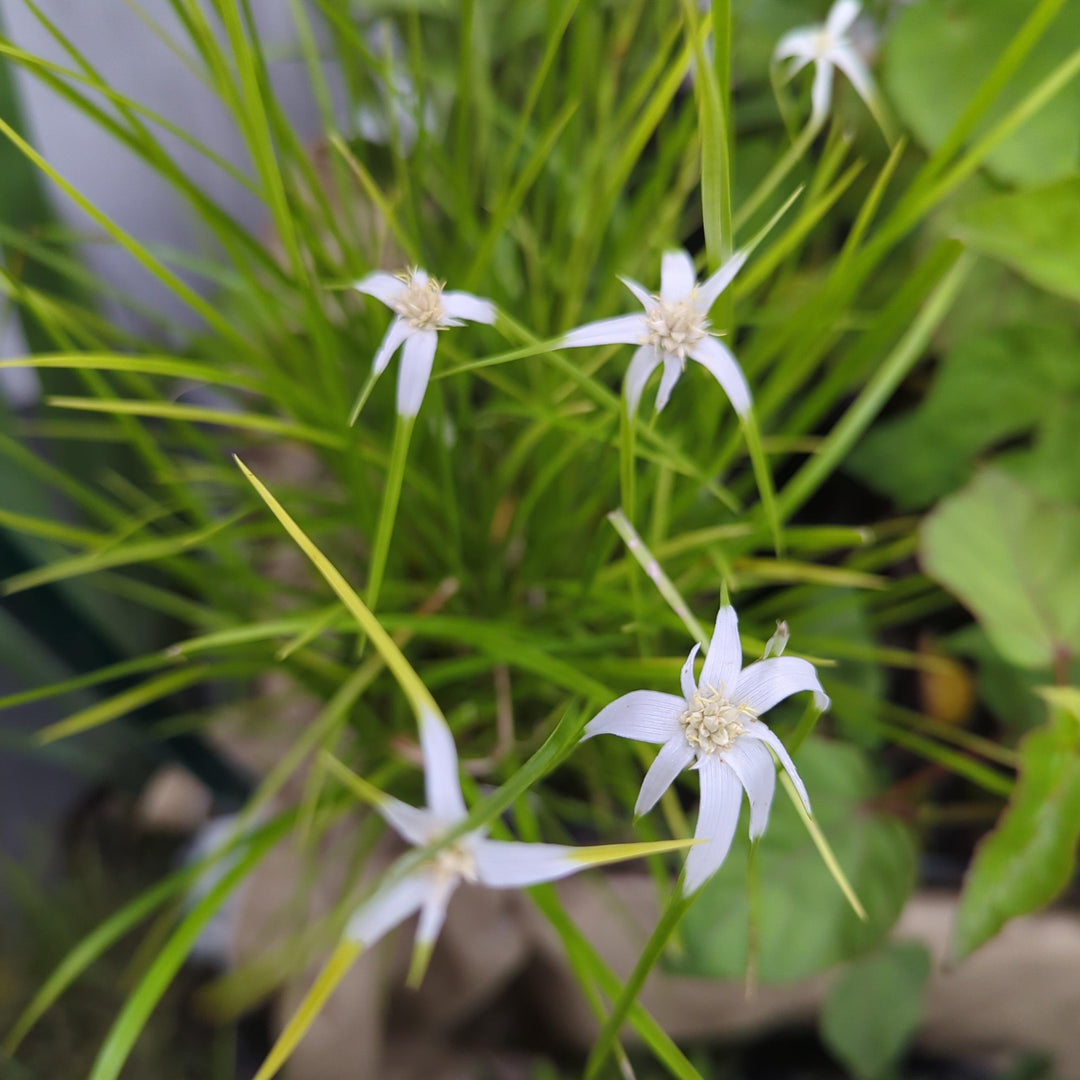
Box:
395;271;445;330
813;30;834;58
435;839;478;883
644;298;707;361
679;685;758;753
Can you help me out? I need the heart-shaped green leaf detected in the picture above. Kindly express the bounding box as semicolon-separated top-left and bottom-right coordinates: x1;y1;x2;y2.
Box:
921;469;1080;670
820;941;931;1080
953;697;1080;960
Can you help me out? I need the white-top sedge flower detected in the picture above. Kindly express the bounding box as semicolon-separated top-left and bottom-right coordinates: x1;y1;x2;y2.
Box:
345;710;692;981
583;605;829;895
560;248;751;419
774;0;880;130
353;268;495;418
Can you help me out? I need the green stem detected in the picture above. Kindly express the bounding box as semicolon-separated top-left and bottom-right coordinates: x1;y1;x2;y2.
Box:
619;404;647;656
742;411;783;555
619;400;637;520
745;839;761;997
347;368;380;427
584;885;695;1079
365;414;416;614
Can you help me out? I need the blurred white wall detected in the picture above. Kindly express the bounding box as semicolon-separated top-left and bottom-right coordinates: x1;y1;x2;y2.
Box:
0;0;343;357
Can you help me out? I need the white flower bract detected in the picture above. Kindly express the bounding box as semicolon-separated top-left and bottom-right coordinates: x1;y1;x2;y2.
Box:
583;604;829;895
773;0;881;130
559;248;751;419
343;709;681;978
353;268;495;418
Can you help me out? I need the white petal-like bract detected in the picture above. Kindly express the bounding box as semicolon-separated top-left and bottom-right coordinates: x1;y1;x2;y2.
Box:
831;43;876;115
660;249;697;302
722;738;777;840
415;876;457;947
688;336;752;417
680;642;701;701
734;656;830;715
827;0;860;36
699;605;743;695
635;736;695;818
583;690;685;744
373;316;412;376
345;870;431;947
377;795;436;846
654;355;683;413
624;345;662;417
811;61;835;125
694;250;748;314
743;719;812;814
442;290;497;325
396;329;439;418
619;276;655;311
561;314;647;349
685;757;743;894
774;27;815;62
418;710;468;823
354;271;407;306
473;839;586;888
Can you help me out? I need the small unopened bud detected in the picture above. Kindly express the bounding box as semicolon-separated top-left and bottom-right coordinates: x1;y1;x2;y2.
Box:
763;621;789;659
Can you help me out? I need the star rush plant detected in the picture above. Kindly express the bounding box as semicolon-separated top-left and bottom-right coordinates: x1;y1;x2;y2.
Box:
584;603;828;894
561;248;750;418
351;267;495;422
1;0;1071;1078
340;708;696;985
773;0;889;138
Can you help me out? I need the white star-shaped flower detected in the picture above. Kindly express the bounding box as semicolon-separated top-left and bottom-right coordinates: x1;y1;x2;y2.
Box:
583;604;829;895
353;268;495;418
559;248;751;419
774;0;880;130
346;710;692;980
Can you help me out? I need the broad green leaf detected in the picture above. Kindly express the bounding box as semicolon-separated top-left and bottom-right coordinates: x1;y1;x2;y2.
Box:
885;0;1080;185
952;703;1080;960
953;177;1080;302
850;324;1080;508
920;469;1080;669
674;739;916;982
820;941;931;1080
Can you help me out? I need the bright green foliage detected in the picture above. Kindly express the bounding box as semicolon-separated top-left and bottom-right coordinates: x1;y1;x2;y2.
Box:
953;698;1080;960
820;941;931;1080
0;0;1078;1073
674;739;916;982
921;469;1080;669
954;177;1080;301
885;0;1080;185
851;324;1080;507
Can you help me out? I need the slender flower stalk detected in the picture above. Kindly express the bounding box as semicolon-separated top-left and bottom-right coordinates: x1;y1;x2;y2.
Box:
560;248;751;419
583;603;829;894
350;267;495;423
773;0;890;138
